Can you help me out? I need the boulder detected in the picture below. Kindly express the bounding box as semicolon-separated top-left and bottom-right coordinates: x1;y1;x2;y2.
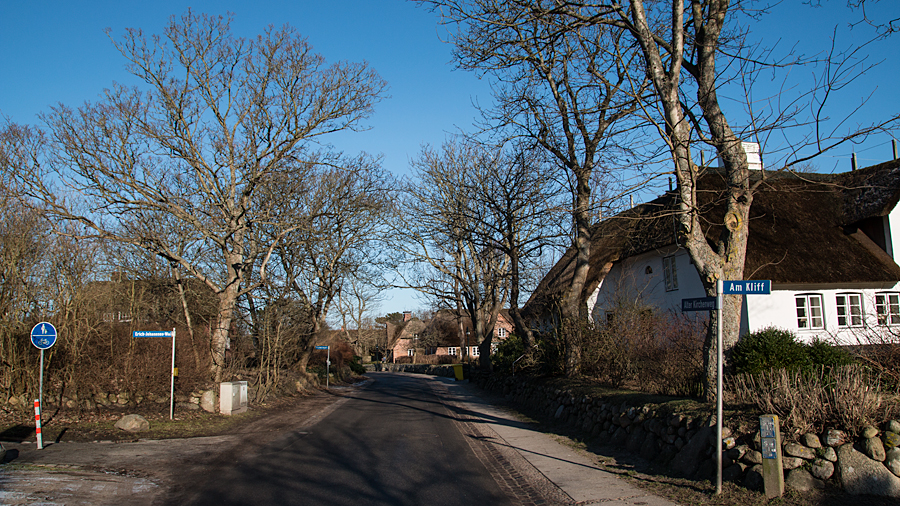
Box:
743;464;764;491
863;426;879;439
887;420;900;434
884;431;900;450
825;429;848;447
669;426;712;478
200;390;217;413
865;437;887;462
114;414;149;433
886;448;900;478
784;442;816;460
782;456;805;470
837;443;900;497
742;449;763;465
786;468;824;492
802;433;822;449
810;458;835;480
818;446;838;462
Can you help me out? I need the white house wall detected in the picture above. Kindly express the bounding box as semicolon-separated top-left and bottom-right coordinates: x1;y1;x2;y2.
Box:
589;249;900;345
887;204;900;260
588;246;706;319
747;283;900;345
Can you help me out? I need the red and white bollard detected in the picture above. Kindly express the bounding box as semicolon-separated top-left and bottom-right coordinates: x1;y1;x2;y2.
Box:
34;399;43;450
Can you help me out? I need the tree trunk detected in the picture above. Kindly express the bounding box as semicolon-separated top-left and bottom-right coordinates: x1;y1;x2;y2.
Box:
211;282;239;382
561;166;592;376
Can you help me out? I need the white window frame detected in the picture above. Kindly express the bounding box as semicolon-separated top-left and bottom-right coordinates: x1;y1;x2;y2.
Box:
875;292;900;325
470;346;479;357
663;256;678;292
496;327;508;339
407;349;414;357
795;294;825;330
448;346;458;356
835;293;863;328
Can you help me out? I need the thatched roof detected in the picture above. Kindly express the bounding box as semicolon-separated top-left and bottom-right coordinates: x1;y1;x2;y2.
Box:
525;159;900;317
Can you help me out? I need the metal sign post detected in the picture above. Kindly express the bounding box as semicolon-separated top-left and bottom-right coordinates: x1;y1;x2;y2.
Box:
31;322;57;450
716;280;771;494
315;345;330;388
716;281;724;495
134;329;176;419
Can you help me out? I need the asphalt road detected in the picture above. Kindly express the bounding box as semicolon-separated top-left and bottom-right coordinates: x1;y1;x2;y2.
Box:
171;373;514;506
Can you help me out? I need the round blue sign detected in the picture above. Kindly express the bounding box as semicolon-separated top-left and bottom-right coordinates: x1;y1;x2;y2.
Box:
31;322;57;350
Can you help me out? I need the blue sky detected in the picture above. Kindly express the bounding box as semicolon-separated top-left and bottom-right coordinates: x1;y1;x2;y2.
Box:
2;1;899;317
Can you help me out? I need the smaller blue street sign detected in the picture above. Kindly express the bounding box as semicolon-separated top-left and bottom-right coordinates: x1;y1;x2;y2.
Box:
133;330;174;338
682;297;718;312
722;280;771;295
31;322;57;350
315;345;329;350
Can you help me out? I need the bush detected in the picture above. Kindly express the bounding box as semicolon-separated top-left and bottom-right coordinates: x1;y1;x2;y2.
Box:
731;327;809;374
731;327;854;375
348;355;366;375
492;334;525;373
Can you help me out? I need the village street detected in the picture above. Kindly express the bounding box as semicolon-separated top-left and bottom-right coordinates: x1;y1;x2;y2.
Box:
0;373;675;506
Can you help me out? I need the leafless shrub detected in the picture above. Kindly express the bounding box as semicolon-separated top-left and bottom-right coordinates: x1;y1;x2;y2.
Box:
729;365;899;436
581;300;705;397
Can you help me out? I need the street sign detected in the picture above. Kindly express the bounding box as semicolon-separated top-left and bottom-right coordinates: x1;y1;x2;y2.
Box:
133;329;177;420
31;322;57;350
722;280;771;295
682;297;717;312
315;345;329;350
133;330;174;338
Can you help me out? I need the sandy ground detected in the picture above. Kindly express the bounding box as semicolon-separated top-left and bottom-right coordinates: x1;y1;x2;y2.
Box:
0;387;349;505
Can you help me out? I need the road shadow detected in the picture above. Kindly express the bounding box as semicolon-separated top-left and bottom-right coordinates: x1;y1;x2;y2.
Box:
0;425;34;443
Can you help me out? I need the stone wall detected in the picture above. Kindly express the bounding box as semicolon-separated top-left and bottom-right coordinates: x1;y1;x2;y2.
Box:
473;373;900;498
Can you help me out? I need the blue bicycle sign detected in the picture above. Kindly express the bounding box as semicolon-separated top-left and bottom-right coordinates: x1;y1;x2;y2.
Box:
31;322;57;350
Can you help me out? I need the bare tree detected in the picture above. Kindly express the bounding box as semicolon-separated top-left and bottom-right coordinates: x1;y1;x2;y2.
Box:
399;140;512;368
263;157;394;373
2;12;386;381
460;141;567;352
420;0;649;374
332;276;386;357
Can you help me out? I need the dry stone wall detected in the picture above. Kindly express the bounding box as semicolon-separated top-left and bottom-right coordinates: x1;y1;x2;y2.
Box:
473;373;900;498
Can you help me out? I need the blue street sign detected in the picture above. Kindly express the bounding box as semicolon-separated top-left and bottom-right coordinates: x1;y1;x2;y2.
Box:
315;345;329;350
133;330;174;338
722;280;771;295
31;322;57;350
682;297;718;312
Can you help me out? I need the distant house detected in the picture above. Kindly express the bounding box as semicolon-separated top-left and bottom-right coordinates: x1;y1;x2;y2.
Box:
386;309;515;362
525;158;900;344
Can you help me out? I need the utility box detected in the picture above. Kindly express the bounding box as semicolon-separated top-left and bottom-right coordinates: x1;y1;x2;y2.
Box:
220;381;248;415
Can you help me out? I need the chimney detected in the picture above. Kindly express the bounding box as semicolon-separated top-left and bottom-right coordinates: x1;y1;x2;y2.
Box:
403;311;412;322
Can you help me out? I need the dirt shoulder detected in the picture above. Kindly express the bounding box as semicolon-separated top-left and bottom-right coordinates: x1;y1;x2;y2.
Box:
0;383;359;505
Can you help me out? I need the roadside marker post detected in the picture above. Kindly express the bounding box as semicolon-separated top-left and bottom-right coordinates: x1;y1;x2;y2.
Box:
133;329;176;419
30;322;57;450
315;346;330;388
33;400;43;450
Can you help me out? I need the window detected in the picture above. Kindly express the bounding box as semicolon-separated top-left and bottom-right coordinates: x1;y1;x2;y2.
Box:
496;327;508;339
795;294;824;330
835;293;863;328
407;349;414;357
448;347;458;356
876;292;900;325
663;256;678;291
470;346;480;357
